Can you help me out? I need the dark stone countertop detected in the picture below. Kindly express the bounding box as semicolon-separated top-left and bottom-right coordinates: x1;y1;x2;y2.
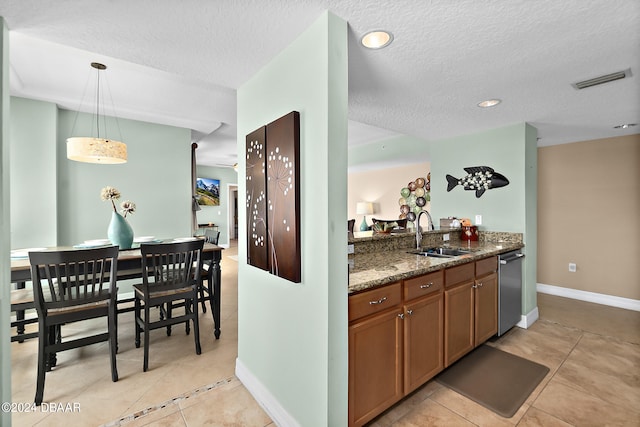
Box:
348;240;523;294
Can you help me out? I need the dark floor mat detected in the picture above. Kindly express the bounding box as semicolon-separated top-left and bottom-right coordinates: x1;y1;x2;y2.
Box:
436;344;550;418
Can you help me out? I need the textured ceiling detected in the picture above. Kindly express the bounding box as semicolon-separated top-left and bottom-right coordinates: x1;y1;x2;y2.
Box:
2;0;639;168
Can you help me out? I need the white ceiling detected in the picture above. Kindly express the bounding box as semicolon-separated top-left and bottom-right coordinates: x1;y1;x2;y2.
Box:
3;1;639;168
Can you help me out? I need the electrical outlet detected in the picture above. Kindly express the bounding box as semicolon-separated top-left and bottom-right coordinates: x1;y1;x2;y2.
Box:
568;263;577;272
443;233;450;241
347;244;354;254
475;214;482;225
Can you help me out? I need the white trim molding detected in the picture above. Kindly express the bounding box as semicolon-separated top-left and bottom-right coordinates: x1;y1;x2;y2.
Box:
516;306;539;329
537;283;640;312
235;358;299;427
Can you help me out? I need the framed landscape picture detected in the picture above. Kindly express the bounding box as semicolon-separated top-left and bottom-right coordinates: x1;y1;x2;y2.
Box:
196;177;220;206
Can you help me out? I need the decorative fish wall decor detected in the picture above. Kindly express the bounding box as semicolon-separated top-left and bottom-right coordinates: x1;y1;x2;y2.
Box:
446;166;509;198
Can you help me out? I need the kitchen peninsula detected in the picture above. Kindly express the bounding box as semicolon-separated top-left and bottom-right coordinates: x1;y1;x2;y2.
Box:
347;229;523;427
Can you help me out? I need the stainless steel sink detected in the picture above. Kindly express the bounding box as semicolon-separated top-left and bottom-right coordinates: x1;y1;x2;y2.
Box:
407;247;471;258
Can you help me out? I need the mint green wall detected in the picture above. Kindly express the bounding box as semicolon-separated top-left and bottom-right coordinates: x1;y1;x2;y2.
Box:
523;124;538;316
237;11;348;426
55;109;192;245
195;165;237;246
9;101;192;247
10;97;58;248
430;123;538;314
1;17;12;427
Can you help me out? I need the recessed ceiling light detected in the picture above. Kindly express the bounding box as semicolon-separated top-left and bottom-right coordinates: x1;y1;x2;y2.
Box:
613;123;637;129
477;99;501;108
361;30;393;49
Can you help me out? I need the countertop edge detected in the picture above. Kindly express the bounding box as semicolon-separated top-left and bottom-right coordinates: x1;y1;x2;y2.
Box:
348;242;523;295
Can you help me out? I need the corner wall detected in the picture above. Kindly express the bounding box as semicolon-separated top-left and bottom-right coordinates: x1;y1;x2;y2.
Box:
537;134;640;301
195;165;238;246
236;11;348;426
10;97;58;247
1;17;12;427
430;123;538;316
347;162;430;227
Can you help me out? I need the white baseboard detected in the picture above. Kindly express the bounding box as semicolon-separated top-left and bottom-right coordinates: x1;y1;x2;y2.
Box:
516;306;539;329
537;283;640;312
235;358;299;427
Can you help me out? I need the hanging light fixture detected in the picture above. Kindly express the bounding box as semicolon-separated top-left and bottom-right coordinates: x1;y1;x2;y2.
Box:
66;62;127;164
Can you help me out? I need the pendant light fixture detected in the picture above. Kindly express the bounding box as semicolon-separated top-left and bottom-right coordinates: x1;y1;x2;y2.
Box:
66;62;127;164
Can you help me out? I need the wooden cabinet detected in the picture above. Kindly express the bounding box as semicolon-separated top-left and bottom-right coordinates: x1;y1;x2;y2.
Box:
349;282;403;427
444;263;475;366
474;257;498;346
349;257;499;426
443;257;498;367
402;271;443;394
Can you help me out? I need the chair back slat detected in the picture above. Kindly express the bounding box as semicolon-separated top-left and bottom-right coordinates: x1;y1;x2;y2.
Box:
29;246;119;313
141;240;203;294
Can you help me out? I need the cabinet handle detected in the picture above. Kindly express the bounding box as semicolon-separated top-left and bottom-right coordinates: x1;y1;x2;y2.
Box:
407;309;413;315
472;284;478;289
478;282;483;287
398;313;405;319
419;283;432;289
369;296;387;305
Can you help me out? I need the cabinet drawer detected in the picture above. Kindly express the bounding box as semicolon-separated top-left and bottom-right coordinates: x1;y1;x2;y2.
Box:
349;282;402;322
476;256;498;277
403;270;443;301
444;262;474;288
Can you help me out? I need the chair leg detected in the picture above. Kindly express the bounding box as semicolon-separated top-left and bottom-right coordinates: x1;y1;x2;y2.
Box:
134;297;141;348
185;299;191;336
108;309;119;382
143;303;150;372
193;296;201;355
199;281;207;313
35;320;47;405
47;325;57;370
166;303;173;336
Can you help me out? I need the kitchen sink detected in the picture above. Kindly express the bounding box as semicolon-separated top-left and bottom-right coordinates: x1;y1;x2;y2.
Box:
407;247;472;258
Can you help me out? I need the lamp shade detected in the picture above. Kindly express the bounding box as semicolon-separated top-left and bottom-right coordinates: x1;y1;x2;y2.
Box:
66;62;127;164
356;202;374;215
66;137;127;164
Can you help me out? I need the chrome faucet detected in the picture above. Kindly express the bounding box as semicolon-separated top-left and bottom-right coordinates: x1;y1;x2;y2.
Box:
415;210;434;250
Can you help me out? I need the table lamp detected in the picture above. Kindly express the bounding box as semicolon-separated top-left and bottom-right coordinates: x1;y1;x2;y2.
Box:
356;202;374;232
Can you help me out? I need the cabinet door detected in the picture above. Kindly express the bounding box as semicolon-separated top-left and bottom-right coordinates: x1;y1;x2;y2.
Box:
403;292;443;394
474;271;498;346
444;281;474;367
349;309;403;427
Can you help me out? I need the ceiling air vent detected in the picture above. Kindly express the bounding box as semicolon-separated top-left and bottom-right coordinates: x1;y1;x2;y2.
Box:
572;68;632;90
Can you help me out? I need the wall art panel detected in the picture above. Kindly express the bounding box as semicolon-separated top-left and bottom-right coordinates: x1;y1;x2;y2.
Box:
245;111;301;283
246;126;268;271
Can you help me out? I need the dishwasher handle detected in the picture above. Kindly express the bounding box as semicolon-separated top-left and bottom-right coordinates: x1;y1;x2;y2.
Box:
500;253;525;264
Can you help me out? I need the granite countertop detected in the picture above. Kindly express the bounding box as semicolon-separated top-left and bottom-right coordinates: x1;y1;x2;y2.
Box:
348;240;523;294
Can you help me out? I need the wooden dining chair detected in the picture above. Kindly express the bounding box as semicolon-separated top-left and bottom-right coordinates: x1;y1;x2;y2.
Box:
29;246;120;405
134;240;204;371
203;228;219;244
10;286;38;343
197;230;219;313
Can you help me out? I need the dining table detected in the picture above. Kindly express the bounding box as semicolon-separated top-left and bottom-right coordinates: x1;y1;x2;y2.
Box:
10;240;224;341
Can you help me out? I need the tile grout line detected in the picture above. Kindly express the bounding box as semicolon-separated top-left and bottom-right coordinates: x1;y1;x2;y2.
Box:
518;330;584;426
99;376;236;427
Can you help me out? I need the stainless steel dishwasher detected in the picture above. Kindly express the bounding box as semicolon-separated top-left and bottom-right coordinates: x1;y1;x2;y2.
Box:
497;250;525;336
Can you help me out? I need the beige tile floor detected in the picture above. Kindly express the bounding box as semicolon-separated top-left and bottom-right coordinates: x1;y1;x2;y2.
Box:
11;248;640;426
368;293;640;427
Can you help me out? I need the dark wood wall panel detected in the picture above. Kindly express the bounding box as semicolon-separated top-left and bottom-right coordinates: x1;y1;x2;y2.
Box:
245;111;301;283
246;126;268;271
266;111;301;283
